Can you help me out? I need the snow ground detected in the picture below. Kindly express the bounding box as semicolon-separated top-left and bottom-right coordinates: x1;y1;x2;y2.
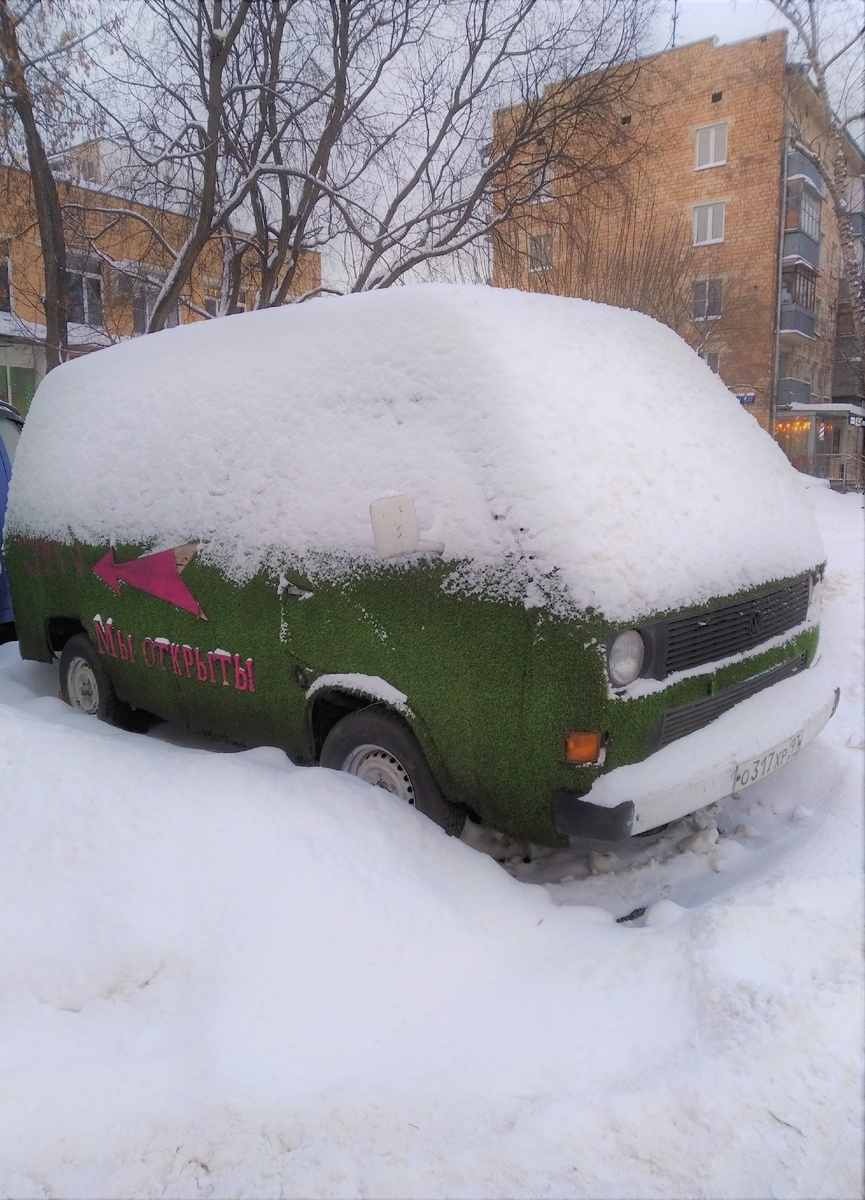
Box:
0;483;862;1200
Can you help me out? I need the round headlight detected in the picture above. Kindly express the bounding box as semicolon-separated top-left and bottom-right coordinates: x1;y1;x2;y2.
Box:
608;630;645;686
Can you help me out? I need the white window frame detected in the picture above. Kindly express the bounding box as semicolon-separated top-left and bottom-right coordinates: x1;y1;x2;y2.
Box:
527;163;555;204
695;123;728;170
66;254;104;327
692;276;722;320
528;232;553;274
130;270;179;335
693;202;725;246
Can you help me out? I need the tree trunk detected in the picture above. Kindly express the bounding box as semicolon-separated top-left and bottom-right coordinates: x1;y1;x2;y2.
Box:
0;1;69;370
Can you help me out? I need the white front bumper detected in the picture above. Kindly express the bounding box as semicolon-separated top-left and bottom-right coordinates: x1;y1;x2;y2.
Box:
584;659;839;835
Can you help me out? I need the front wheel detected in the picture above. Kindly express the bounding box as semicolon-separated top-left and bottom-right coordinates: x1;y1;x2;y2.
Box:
320;707;465;837
59;633;144;729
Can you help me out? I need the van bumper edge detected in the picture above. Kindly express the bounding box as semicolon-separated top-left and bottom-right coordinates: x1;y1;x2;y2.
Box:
554;676;839;843
553;794;635;840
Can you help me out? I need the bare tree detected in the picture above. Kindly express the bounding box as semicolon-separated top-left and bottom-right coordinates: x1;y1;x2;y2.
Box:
1;1;82;368
495;184;695;328
80;0;657;329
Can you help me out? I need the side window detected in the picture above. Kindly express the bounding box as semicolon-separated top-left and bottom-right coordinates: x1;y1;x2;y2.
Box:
693;202;725;246
0;414;22;463
695;123;728;169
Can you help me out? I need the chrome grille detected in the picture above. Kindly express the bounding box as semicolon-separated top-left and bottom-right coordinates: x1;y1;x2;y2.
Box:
663;577;810;677
655;655;807;750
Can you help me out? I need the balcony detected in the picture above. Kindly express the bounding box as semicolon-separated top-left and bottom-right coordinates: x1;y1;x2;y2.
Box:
787;149;823;194
780;301;816;338
777;377;812;405
783;228;820;268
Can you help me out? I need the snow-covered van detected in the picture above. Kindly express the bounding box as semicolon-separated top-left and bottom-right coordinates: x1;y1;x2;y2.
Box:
3;286;838;844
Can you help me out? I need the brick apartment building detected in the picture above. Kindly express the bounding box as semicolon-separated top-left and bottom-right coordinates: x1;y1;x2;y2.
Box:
0;143;320;415
493;32;865;487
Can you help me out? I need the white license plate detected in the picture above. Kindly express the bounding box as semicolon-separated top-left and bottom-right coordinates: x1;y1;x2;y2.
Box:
733;731;804;792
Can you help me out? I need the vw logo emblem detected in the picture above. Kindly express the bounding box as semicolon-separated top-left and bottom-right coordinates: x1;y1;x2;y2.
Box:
749;610;764;637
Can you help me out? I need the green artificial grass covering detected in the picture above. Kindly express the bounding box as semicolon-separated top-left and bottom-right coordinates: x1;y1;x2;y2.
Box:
6;536;820;847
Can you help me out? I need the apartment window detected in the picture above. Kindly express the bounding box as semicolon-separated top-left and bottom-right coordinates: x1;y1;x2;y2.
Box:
695;123;728;169
693;202;725;245
692;276;722;319
785;179;821;241
781;266;816;311
528;233;553;273
204;287;221;318
204;286;246;317
0;245;10;313
66;254;103;326
527;163;554;204
131;276;179;334
699;349;720;374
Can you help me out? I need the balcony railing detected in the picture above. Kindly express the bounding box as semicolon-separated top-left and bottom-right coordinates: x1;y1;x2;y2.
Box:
780;301;816;338
777;378;812;405
787;149;824;193
783;228;820;268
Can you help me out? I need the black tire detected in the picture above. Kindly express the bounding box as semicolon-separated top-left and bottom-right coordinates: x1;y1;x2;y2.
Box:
320;706;465;837
58;633;146;730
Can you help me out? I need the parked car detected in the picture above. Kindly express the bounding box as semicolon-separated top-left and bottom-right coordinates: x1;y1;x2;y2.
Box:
0;399;25;645
2;286;838;845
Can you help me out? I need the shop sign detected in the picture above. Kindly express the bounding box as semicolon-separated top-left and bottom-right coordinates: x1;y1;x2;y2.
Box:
848;414;864;428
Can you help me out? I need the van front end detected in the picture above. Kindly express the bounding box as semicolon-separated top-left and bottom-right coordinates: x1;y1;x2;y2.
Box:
536;569;838;846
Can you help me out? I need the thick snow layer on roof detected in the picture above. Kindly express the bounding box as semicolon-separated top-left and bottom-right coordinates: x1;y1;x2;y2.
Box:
6;284;823;620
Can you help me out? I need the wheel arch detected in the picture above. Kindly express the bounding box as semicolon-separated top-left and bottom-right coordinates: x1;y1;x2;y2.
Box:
305;675;453;794
46;616;87;658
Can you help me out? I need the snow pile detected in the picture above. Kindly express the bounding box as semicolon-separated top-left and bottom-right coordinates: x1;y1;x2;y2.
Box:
0;484;862;1198
6;285;823;620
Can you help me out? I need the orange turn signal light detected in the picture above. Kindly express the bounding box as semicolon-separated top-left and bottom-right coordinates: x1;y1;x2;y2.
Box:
564;731;603;765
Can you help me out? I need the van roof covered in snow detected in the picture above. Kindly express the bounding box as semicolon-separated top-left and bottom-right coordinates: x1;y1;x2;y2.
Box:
5;284;822;620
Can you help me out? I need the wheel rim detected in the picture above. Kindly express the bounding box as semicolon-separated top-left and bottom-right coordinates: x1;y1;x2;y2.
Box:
342;743;416;805
67;656;100;714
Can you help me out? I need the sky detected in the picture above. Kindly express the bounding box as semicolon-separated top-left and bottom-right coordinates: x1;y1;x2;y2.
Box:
660;0;790;47
657;0;865;141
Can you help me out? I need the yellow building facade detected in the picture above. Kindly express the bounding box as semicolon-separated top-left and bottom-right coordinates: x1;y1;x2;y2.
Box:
492;32;864;484
0;160;320;413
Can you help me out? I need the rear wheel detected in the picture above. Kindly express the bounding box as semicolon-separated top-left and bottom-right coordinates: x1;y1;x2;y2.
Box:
320;707;465;837
59;633;144;729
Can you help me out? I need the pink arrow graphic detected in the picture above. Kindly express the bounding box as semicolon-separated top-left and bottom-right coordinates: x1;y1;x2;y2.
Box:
93;542;206;619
